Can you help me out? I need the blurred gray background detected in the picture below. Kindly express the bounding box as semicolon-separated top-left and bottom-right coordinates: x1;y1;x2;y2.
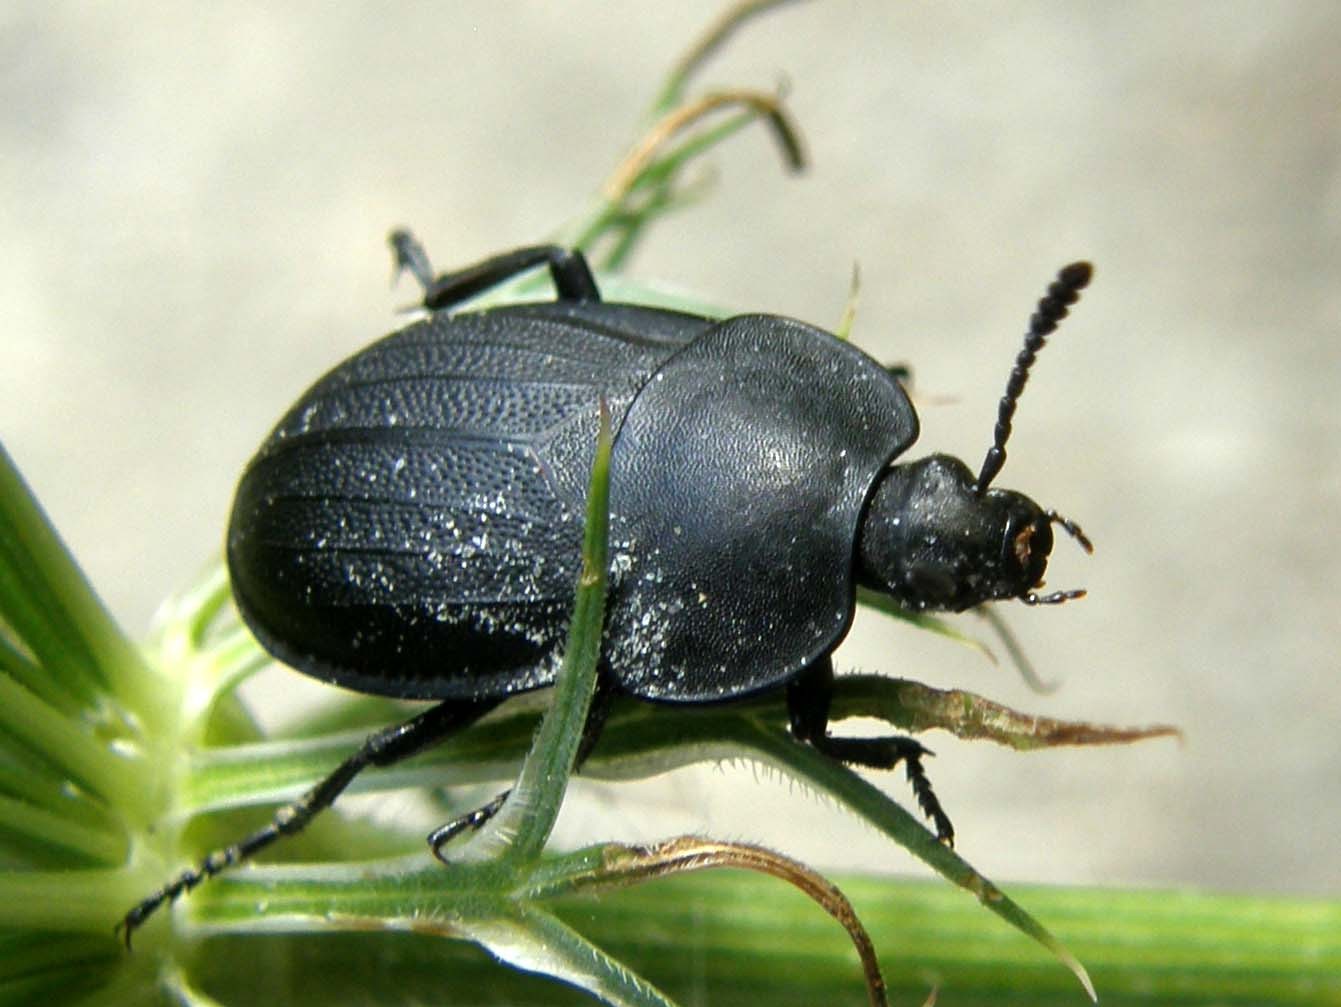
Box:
2;2;1337;897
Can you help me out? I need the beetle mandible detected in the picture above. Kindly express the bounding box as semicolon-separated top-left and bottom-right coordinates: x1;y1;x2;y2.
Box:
120;235;1093;940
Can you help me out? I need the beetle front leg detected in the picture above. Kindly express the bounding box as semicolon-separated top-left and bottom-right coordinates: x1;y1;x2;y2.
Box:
426;674;618;860
787;659;955;846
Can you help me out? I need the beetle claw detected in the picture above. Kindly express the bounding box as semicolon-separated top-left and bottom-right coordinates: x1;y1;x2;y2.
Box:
388;227;435;291
427;790;511;862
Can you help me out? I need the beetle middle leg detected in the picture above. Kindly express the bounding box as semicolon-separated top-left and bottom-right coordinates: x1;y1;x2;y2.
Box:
426;674;618;860
118;696;499;946
787;659;956;846
389;229;601;308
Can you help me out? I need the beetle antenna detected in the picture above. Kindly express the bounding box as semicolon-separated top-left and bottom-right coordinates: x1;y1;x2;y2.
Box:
975;261;1093;494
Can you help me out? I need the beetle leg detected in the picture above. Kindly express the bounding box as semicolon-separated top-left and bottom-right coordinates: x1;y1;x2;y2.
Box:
117;697;498;947
426;790;512;859
386;231;601;308
787;660;956;846
389;227;437;290
425;677;618;861
572;674;617;765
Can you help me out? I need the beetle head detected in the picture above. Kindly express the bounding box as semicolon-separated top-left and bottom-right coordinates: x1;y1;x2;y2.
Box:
857;455;1089;612
856;261;1096;613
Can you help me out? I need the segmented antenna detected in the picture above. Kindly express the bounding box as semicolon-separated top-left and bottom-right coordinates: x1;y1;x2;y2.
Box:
975;261;1093;494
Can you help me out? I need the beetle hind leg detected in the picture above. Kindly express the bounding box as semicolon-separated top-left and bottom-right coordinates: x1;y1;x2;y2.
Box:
117;696;498;947
787;660;955;846
388;229;600;309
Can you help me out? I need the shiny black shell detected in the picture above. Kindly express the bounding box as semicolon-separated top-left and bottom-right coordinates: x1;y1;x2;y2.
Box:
227;300;917;703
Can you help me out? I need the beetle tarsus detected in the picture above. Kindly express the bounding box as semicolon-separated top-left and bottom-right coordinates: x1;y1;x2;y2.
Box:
787;661;955;843
901;750;956;847
425;682;614;861
120;698;497;946
388;239;602;310
389;227;436;290
116;842;250;947
427;790;511;862
811;733;956;844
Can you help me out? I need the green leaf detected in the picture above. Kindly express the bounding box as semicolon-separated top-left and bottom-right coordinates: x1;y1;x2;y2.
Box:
469;398;613;864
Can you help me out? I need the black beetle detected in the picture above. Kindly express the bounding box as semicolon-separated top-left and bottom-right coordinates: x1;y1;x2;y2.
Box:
120;236;1093;940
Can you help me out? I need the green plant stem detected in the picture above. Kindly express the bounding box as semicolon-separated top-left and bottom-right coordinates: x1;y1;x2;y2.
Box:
477;399;613;864
0;794;125;865
0;443;152;715
183;869;1341;1006
5;854;1336;1004
0;671;137;803
0;869;141;932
